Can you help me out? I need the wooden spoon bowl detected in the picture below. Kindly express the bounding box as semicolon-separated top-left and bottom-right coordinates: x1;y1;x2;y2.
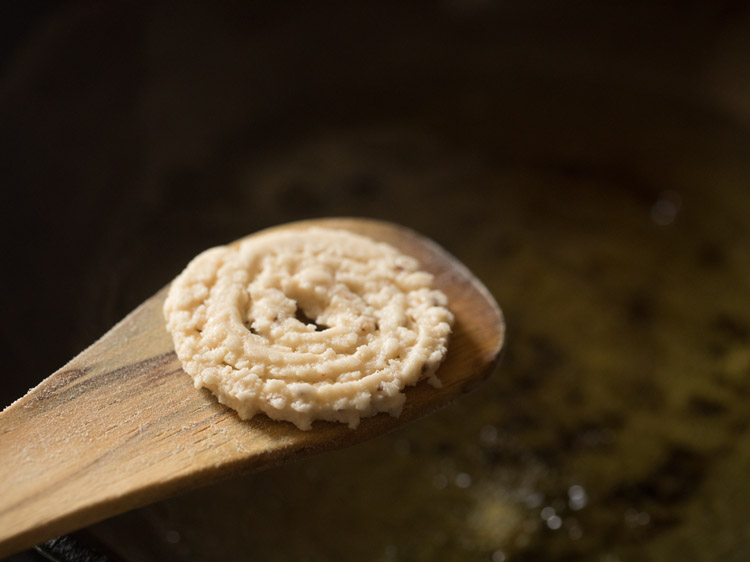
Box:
0;218;505;557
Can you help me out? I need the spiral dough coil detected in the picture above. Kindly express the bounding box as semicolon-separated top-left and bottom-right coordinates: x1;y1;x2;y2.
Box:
164;227;454;430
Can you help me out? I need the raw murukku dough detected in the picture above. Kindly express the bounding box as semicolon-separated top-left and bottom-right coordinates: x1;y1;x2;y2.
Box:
163;227;453;430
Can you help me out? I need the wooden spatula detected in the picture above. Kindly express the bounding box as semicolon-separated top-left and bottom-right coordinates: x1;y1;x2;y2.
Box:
0;218;505;558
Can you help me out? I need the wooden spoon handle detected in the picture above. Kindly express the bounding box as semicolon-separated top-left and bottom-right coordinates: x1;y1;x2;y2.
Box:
0;295;179;552
0;291;299;556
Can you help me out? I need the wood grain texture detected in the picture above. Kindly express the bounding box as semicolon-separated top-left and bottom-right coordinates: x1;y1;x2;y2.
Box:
0;218;504;557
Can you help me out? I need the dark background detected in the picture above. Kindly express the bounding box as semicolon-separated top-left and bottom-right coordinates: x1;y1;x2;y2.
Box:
2;1;750;561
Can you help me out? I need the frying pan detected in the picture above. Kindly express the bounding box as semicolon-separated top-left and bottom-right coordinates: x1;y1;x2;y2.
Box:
2;1;750;560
